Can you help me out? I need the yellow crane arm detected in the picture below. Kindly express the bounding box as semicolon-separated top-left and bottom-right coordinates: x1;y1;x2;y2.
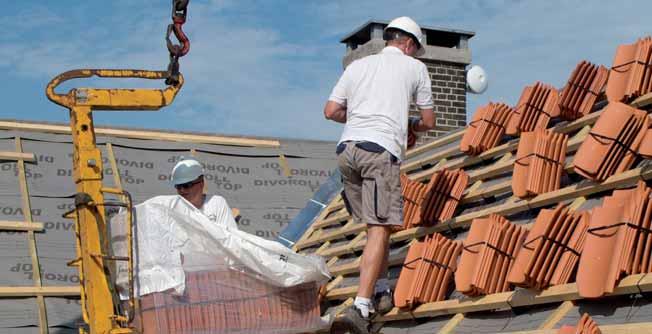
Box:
46;69;184;110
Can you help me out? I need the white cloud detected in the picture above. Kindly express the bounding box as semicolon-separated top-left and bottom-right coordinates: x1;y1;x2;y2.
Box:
1;1;651;141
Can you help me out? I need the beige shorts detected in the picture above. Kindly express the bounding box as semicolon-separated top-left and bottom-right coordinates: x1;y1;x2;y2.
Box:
337;141;403;226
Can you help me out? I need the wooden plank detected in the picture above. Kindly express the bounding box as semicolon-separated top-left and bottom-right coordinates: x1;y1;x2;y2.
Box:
0;286;80;297
330;244;409;276
438;313;465;334
296;219;363;249
0;151;35;161
105;143;124;191
313;211;349;229
537;300;575;330
405;129;464;159
0;120;281;148
402;146;459;173
377;273;652;322
0;221;44;232
15;137;48;334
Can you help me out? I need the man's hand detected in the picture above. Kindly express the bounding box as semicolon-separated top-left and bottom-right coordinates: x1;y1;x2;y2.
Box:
409;108;436;132
407;127;417;149
323;101;347;123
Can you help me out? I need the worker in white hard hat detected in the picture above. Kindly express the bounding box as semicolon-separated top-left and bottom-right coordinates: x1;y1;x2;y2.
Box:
170;158;238;229
324;16;435;333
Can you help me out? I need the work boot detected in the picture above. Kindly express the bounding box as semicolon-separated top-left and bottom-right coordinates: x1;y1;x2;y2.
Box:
330;305;370;334
373;290;394;315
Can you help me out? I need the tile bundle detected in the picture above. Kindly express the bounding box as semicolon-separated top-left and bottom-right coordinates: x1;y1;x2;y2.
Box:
455;214;528;296
512;129;569;198
577;181;652;298
606;36;652;103
573;102;649;182
133;270;321;333
401;169;468;229
506;82;560;135
558;313;602;334
559;60;609;120
460;102;513;155
394;233;462;309
507;203;589;290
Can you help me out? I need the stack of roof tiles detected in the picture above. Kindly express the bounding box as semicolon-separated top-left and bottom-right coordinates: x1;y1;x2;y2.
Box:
133;270;321;333
606;37;652;103
455;214;528;296
559;61;609;121
460;102;513;155
558;313;602;334
394;233;462;309
400;169;468;229
507;203;589;290
573;102;649;182
512;129;569;198
577;181;652;298
506;82;560;135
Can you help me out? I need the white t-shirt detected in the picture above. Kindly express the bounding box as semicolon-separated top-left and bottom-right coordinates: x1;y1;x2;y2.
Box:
328;46;434;160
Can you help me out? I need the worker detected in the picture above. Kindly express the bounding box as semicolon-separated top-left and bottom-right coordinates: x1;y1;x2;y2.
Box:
170;157;238;230
324;16;435;333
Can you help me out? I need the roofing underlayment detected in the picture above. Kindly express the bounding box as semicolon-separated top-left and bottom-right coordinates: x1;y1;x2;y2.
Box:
0;121;336;333
295;37;652;334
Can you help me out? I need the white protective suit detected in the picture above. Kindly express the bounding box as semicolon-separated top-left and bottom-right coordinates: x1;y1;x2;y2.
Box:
110;195;330;299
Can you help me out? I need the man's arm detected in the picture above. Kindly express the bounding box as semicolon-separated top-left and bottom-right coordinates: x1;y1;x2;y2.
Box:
324;100;347;124
410;108;435;132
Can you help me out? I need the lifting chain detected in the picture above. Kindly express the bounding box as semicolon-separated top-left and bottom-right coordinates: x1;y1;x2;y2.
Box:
165;0;190;85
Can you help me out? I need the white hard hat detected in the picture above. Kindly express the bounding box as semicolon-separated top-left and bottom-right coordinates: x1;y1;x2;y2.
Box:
385;16;425;56
171;158;204;185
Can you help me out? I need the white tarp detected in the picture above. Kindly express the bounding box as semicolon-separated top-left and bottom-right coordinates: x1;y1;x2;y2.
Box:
110;195;330;299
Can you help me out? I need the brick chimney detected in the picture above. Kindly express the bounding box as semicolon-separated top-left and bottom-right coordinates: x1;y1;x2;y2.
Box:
340;20;475;143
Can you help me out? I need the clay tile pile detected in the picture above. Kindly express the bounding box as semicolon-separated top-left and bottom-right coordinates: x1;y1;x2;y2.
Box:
577;181;652;298
506;82;560;135
559;60;609;121
573;102;649;182
394;233;462;309
460;102;514;155
606;36;652;103
558;313;602;334
507;203;589;290
512;129;569;198
134;270;321;333
401;169;469;229
455;214;528;296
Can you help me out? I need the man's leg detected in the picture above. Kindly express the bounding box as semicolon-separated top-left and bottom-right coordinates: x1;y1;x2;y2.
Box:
357;224;391;299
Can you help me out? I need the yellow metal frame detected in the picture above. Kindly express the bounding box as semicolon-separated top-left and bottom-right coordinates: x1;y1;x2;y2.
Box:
46;69;184;334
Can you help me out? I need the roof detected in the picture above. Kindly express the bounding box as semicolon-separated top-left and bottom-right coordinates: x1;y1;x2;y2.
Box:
295;36;652;333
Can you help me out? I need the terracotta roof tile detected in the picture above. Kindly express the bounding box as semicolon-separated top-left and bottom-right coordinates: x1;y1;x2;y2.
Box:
506;82;560;135
394;234;461;309
573;102;649;182
559;61;609;121
461;103;513;155
455;214;527;296
132;270;321;333
512;129;568;198
607;37;652;103
401;169;468;229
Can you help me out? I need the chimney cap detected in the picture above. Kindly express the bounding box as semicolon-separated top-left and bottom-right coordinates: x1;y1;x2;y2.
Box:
340;19;475;46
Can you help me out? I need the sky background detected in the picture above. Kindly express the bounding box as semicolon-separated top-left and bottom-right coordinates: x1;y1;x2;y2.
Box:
1;1;650;142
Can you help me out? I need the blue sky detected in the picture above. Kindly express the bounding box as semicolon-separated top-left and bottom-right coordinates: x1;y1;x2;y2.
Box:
1;1;650;141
